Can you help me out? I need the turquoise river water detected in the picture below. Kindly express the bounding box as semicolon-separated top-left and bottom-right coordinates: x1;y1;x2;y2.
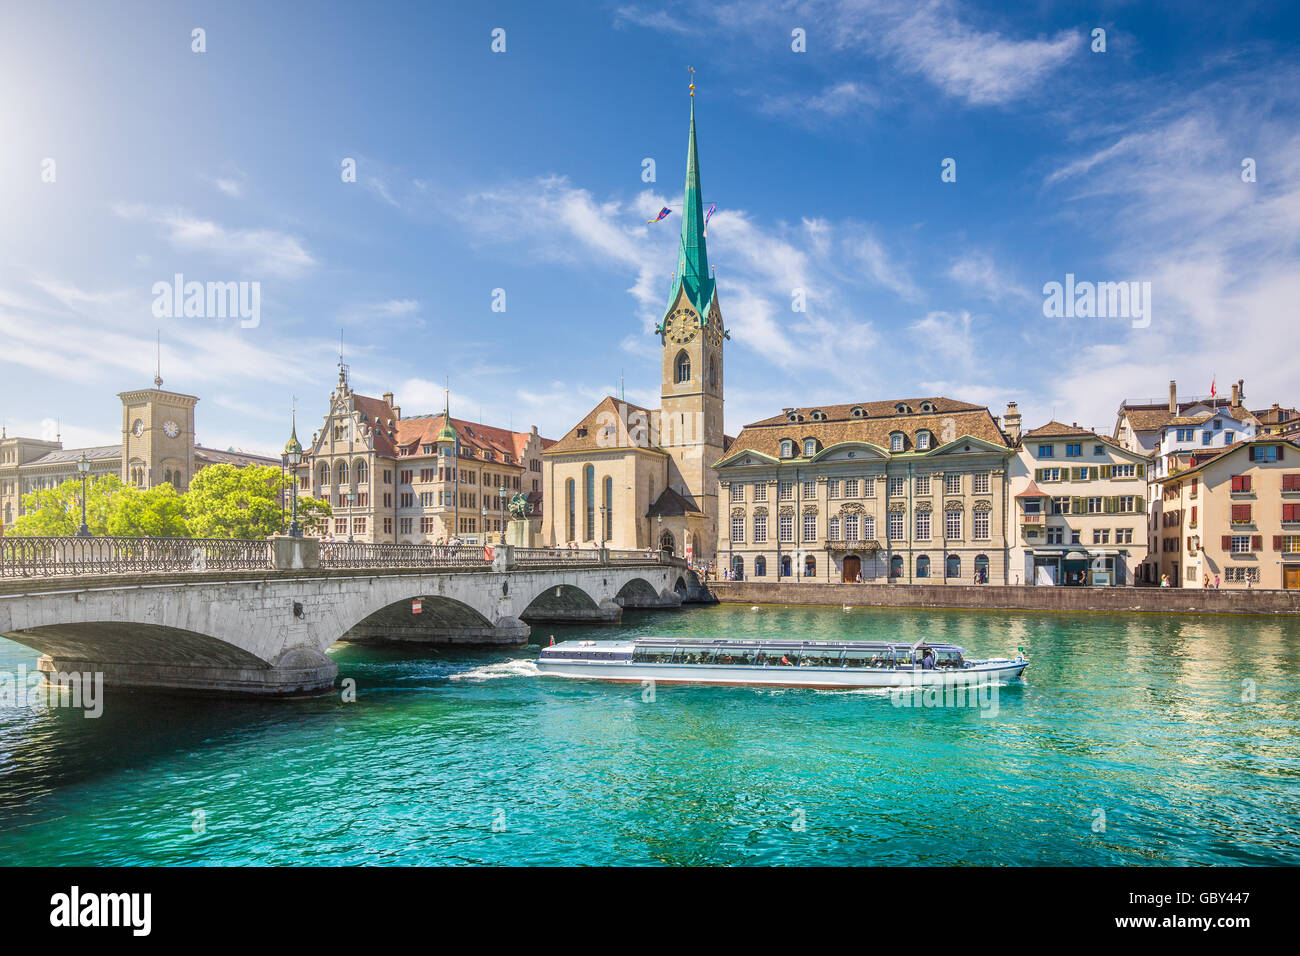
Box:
0;603;1297;866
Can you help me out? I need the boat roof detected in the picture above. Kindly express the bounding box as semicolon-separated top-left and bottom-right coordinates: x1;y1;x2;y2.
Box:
548;638;965;651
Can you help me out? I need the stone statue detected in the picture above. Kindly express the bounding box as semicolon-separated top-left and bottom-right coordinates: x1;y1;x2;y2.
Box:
508;493;532;520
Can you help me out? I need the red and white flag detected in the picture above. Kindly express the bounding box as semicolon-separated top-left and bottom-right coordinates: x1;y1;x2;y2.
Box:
1210;375;1216;397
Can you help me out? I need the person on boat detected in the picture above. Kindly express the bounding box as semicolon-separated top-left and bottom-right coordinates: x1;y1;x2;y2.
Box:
920;649;935;670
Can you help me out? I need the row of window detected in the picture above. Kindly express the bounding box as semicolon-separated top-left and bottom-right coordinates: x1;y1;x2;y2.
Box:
730;509;994;543
1022;495;1143;515
777;429;948;459
1035;442;1112;458
563;467;615;543
728;551;989;580
1032;464;1142;482
1025;527;1136;546
729;472;992;502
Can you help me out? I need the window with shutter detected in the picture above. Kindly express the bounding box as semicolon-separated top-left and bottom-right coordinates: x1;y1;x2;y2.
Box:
1221;535;1232;550
1252;535;1263;551
1275;535;1285;551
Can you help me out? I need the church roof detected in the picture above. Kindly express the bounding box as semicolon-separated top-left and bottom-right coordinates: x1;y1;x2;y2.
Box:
544;396;664;456
194;446;281;468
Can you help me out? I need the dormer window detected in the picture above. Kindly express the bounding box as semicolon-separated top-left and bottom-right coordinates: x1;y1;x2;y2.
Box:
850;406;865;418
809;409;825;421
920;401;936;413
803;438;818;457
917;431;931;450
890;432;905;452
786;412;804;423
780;439;794;458
895;403;911;415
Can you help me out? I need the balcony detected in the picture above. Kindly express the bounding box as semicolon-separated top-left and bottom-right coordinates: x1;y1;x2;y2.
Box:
1021;513;1045;526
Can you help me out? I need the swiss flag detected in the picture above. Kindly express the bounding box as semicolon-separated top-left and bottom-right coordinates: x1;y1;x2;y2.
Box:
1210;377;1216;397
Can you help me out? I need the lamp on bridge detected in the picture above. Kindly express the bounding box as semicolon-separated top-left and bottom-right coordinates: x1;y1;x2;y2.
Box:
283;414;303;539
75;452;92;538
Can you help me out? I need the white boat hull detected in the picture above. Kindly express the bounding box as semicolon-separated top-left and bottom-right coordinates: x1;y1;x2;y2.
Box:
536;659;1028;689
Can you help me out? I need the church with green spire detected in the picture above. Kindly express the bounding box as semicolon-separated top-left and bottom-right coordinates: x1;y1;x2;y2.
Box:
541;89;730;564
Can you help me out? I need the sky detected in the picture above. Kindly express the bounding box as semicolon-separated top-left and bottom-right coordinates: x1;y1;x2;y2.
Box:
1;0;1297;456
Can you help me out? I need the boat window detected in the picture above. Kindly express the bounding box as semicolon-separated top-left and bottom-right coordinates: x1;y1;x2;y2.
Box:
755;648;800;666
632;646;678;664
843;648;893;668
934;649;965;669
799;649;845;667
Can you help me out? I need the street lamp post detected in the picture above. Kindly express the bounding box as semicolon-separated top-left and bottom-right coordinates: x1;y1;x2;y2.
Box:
75;452;92;538
599;504;607;548
481;504;488;544
284;415;303;539
347;490;357;542
656;513;663;554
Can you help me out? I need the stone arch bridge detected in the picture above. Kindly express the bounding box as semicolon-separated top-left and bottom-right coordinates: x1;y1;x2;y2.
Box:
0;537;702;696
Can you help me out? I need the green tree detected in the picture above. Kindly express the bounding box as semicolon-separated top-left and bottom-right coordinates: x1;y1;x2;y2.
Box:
106;483;190;538
183;464;330;539
7;475;123;536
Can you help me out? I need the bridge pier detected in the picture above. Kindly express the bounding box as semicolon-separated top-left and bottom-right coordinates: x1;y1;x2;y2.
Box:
35;645;337;698
522;598;622;625
342;615;530;646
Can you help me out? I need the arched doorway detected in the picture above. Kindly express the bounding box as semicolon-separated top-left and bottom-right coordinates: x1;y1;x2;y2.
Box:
755;555;767;577
842;554;861;583
890;554;903;579
974;554;989;584
731;555;744;580
917;555;931;578
659;530;676;554
804;555;816;577
780;555;792;577
946;554;961;579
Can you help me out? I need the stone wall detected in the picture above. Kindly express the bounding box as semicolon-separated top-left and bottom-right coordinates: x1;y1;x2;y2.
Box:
707;581;1300;615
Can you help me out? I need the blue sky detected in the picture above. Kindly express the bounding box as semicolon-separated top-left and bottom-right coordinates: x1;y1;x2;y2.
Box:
2;0;1297;455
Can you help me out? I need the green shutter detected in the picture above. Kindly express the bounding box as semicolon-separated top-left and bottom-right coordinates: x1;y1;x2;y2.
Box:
1035;468;1043;481
1137;463;1146;477
1100;464;1112;479
1072;496;1083;515
1105;496;1116;514
1136;495;1145;514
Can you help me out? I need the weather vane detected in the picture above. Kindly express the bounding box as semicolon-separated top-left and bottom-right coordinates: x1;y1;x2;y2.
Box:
689;66;695;97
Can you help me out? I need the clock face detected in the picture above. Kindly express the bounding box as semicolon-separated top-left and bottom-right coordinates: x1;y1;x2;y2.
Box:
163;420;179;438
663;307;698;344
132;419;144;437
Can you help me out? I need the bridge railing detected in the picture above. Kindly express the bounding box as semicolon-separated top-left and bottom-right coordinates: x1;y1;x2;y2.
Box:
513;547;602;566
318;542;486;569
0;535;273;578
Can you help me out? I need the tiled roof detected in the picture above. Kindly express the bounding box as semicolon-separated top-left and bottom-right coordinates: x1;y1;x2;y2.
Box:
395;413;542;465
1173;439;1299;480
25;444;122;466
351;394;401;457
1022;421;1097;439
723;397;1011;462
1015;480;1048;498
746;396;983;428
1120;398;1259;432
195;446;281;468
544;396;663;456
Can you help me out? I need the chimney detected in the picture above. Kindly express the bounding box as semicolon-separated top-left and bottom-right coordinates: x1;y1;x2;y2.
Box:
382;391;395;406
1169;380;1177;415
1003;401;1022;442
1230;382;1240;409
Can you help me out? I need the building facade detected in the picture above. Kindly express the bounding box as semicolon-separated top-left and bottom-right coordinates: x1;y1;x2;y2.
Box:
1008;421;1152;586
542;95;729;563
715;398;1014;583
299;367;551;544
0;376;277;534
1157;439;1300;589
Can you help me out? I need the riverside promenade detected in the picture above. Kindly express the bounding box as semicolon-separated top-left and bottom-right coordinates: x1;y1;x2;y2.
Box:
707;581;1300;616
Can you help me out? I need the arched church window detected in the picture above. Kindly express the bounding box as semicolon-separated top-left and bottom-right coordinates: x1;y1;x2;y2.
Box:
584;465;595;541
336;460;348;485
675;351;691;384
565;478;576;542
318;463;329;487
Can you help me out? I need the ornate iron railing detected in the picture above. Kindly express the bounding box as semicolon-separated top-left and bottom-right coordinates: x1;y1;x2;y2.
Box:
0;535;273;578
318;542;486;569
513;547;602;566
0;537;679;579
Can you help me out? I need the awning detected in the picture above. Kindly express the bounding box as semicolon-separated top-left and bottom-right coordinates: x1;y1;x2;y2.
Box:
1064;551;1089;561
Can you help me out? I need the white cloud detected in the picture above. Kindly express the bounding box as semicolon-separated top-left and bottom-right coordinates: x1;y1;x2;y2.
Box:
112;203;315;277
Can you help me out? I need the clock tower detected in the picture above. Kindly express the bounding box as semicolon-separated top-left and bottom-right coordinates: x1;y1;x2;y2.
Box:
119;370;199;489
658;93;726;554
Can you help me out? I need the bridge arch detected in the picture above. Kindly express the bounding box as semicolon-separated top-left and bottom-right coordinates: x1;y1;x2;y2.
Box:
520;583;612;624
340;593;498;645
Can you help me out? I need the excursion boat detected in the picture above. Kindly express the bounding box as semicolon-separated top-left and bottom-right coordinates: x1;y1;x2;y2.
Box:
536;637;1028;689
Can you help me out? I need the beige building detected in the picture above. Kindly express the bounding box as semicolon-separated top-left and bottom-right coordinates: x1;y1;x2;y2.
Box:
542;96;728;563
1008;419;1152;586
300;365;551;544
0;374;277;533
1156;438;1300;589
715;397;1014;583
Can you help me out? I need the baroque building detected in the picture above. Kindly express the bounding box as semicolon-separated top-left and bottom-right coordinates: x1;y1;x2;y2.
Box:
542;94;729;562
0;373;277;533
298;365;551;544
714;398;1014;583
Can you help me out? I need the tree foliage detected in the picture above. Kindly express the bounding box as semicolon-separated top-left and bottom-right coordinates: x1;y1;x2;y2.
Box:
5;465;331;539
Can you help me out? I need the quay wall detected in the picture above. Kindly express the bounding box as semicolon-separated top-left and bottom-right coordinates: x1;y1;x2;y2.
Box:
706;582;1300;616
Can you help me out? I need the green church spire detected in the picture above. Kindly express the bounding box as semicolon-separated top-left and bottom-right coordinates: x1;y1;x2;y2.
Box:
665;80;716;322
